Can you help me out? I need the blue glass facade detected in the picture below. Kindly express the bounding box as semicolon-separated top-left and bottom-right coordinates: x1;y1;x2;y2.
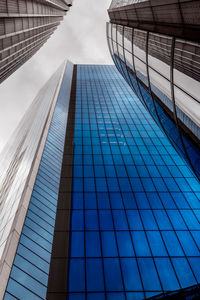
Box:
3;63;200;299
68;65;200;299
4;63;73;300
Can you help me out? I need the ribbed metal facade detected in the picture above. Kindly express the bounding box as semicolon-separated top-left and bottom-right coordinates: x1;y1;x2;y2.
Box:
107;0;200;181
0;0;73;84
108;0;200;42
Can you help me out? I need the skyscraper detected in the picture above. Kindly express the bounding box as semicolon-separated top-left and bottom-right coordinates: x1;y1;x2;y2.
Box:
0;0;73;84
107;0;200;180
1;61;200;299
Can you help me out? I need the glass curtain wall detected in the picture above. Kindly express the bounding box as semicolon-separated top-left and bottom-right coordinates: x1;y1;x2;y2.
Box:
107;23;200;180
67;65;200;299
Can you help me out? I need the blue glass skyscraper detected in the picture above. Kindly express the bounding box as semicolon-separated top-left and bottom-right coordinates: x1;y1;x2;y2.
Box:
1;62;200;299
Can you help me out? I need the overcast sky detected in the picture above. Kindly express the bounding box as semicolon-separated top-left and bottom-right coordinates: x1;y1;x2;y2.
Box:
0;0;113;152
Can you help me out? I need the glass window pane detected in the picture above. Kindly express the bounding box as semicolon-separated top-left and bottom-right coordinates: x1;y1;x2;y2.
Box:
104;258;123;291
86;259;104;292
121;258;142;291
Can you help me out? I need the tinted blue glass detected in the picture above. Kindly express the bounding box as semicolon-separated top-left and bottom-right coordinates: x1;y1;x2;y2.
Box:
14;254;48;285
17;244;49;273
191;231;200;250
181;210;200;230
97;193;110;209
121;258;142;291
110;193;123;209
68;294;85;300
193;210;200;225
86;259;104;291
167;210;187;230
138;258;161;291
147;193;163;209
20;235;50;262
85;193;97;209
140;211;158;230
131;231;151;257
25;218;52;242
6;278;41;300
171;192;189;209
116;231;134;257
85;210;99;230
118;178;132;192
172;258;196;288
84;178;95;192
105;165;116;177
176;231;200;256
84;165;94;177
96;178;108;192
155;258;180;290
4;293;16;300
122;193;137;209
184;192;200;209
135;193;150;209
99;211;114;230
68;259;85;292
113;211;128;230
126;292;144;300
73;178;83;192
71;211;84;230
161;231;184;256
86;232;101;257
126;166;138;177
126;211;143;230
189;258;200;283
10;266;46;298
147;231;167;256
107;178;120;192
107;293;125;300
160;193;176;209
70;232;84;257
95;165;105;177
104;258;123;291
28;203;54;225
68;65;200;298
101;232;118;257
22;226;51;252
87;294;105;300
153;211;172;230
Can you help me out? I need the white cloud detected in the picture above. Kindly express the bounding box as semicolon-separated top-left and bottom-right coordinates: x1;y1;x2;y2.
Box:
0;0;113;152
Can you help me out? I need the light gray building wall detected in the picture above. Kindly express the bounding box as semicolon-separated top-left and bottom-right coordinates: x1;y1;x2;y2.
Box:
0;61;71;298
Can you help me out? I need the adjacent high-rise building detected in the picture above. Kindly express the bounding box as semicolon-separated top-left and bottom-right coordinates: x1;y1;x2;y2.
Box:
1;61;200;299
0;0;73;84
107;0;200;180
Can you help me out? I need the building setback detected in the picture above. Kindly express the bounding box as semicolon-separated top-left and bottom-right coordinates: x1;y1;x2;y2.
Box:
0;0;73;84
107;0;200;181
1;62;200;299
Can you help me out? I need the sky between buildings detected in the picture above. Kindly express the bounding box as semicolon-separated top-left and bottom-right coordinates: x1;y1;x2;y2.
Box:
0;0;113;152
